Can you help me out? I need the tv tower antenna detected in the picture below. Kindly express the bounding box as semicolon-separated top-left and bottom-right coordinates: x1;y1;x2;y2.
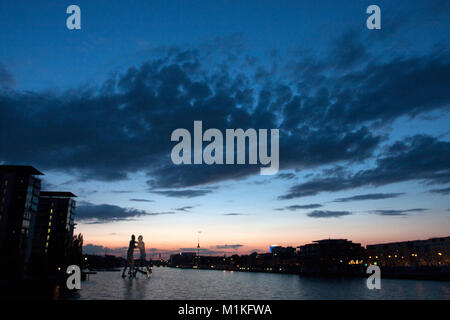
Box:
196;231;202;266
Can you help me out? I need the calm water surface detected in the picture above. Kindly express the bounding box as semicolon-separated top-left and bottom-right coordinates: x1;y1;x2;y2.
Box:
67;267;450;300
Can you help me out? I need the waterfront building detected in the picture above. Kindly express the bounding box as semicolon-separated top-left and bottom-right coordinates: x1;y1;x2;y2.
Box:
270;246;296;257
297;239;365;274
30;191;77;274
169;252;197;267
0;165;43;279
269;245;281;254
367;236;450;267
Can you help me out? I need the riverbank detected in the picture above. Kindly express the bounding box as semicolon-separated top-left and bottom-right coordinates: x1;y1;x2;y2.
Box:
167;264;450;281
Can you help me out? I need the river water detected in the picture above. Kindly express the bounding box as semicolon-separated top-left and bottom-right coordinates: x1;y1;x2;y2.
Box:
66;267;450;300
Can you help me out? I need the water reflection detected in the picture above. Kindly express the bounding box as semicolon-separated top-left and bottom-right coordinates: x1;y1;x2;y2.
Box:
68;267;450;300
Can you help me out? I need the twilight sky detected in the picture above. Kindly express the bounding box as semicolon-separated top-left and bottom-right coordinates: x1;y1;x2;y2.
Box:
1;0;449;258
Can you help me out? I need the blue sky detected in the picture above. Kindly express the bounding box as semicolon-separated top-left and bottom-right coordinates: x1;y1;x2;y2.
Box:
0;0;449;257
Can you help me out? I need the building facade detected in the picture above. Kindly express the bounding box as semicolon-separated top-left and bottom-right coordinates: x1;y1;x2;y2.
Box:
297;239;365;274
367;236;450;267
30;191;77;274
0;165;43;279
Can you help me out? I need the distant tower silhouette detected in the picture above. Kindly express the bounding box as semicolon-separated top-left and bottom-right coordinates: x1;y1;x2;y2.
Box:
196;231;201;267
197;238;200;257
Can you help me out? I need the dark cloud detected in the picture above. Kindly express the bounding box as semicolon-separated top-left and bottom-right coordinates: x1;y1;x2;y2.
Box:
215;244;244;250
83;244;127;255
222;213;246;216
76;202;175;223
0;35;449;192
150;189;213;198
129;198;154;202
110;190;133;194
333;193;404;202
174;206;194;212
280;135;450;199
330;29;369;69
275;173;296;180
307;210;352;218
371;208;428;216
146;164;261;190
83;244;181;257
428;187;450;195
276;204;322;211
357;54;448;125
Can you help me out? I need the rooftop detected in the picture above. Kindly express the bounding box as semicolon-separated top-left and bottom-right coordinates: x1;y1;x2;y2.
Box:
0;165;44;175
40;191;77;198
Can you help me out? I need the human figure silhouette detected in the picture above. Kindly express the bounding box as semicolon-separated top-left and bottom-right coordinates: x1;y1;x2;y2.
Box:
137;235;151;278
122;235;137;277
